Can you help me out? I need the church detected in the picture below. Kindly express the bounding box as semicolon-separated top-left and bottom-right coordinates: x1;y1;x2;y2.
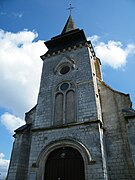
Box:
7;15;135;180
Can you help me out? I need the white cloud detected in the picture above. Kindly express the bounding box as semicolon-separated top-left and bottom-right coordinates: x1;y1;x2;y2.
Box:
12;12;23;18
0;112;25;134
88;35;100;45
0;153;9;179
89;35;135;69
0;12;23;18
0;29;47;117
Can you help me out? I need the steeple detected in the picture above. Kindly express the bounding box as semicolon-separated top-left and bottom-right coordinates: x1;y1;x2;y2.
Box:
61;15;76;34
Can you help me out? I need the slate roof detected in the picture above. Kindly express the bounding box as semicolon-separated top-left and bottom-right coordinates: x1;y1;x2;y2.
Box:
61;15;76;34
14;124;31;133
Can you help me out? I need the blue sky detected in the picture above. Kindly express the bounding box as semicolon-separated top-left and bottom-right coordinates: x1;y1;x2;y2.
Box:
0;0;135;178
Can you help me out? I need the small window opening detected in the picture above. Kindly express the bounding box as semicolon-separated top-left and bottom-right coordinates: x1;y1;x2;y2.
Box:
60;83;69;91
60;66;70;74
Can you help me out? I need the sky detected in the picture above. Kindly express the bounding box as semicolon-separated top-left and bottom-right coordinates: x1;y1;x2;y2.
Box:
0;0;135;178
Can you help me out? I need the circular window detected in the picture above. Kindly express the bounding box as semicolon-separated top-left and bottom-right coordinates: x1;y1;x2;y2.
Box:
60;83;69;91
60;66;70;75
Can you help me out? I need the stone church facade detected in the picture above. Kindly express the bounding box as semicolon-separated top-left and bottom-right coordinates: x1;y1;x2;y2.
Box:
7;16;135;180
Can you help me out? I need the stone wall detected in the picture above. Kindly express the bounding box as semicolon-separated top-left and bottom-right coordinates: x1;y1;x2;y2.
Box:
34;46;99;129
126;118;135;166
27;122;106;180
7;130;31;180
98;80;135;179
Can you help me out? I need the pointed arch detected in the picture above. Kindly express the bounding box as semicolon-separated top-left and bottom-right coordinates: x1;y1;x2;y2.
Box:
54;81;76;126
54;93;64;126
66;90;75;123
54;55;77;75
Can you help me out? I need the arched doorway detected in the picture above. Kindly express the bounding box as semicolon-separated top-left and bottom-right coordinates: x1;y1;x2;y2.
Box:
44;147;85;180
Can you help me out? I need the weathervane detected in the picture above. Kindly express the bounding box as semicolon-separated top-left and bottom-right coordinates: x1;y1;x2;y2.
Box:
67;3;75;15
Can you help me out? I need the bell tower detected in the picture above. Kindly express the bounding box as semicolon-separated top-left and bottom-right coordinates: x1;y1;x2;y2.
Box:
7;15;108;180
34;15;103;129
26;15;107;180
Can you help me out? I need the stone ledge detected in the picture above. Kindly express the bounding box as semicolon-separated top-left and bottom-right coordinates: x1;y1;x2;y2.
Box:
32;119;101;132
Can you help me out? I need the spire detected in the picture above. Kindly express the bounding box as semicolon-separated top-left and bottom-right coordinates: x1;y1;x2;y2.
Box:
61;15;77;34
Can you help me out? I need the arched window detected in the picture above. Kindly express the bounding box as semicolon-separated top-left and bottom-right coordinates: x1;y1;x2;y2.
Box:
54;93;63;126
66;90;75;123
54;82;76;126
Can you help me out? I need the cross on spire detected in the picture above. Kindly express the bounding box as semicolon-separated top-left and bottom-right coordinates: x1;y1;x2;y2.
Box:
67;3;75;15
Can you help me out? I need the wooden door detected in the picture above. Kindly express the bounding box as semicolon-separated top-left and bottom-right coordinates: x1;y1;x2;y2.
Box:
44;147;85;180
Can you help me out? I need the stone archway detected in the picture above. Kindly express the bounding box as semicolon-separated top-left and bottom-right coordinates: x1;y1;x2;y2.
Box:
36;139;93;180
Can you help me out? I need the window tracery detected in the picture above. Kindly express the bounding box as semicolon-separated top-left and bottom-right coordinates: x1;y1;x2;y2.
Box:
54;82;76;126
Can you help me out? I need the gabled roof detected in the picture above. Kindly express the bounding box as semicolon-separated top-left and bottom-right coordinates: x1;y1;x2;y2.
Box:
61;15;76;34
